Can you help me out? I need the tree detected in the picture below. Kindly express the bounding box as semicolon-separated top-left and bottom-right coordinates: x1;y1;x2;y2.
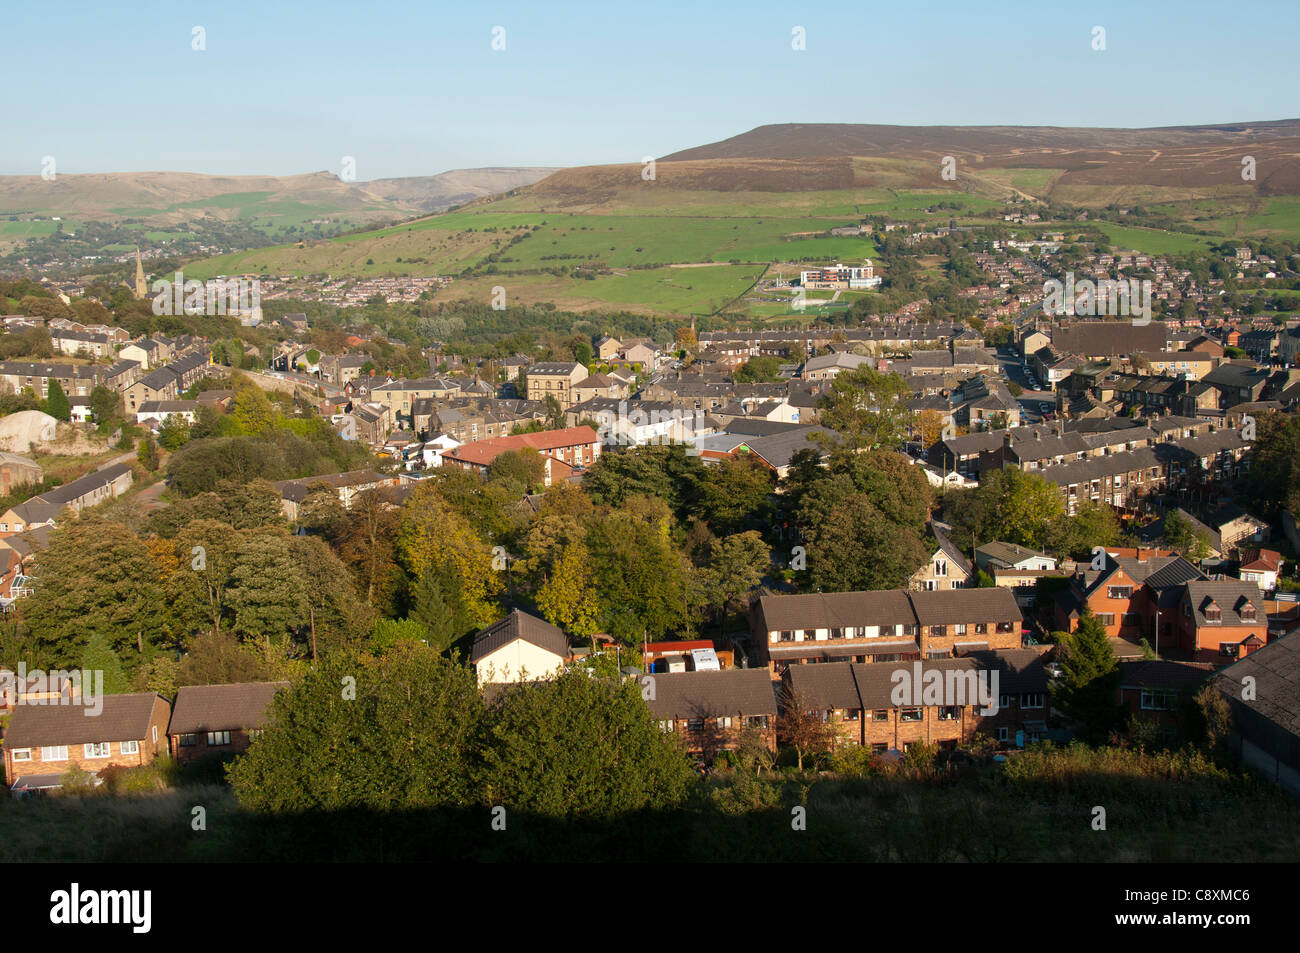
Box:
44;379;70;421
536;542;601;640
478;671;695;820
232;384;276;436
23;517;171;667
815;366;911;450
1161;509;1212;561
776;684;838;770
156;415;191;451
691;454;774;533
137;433;160;471
1052;609;1121;741
81;632;129;694
228;643;485;812
700;531;770;626
487;448;546;493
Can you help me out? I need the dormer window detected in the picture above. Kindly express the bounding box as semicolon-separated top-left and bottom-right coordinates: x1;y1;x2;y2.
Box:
1204;602;1221;622
1240;602;1256;621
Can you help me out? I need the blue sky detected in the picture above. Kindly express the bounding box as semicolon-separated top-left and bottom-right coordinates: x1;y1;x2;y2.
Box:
5;0;1298;179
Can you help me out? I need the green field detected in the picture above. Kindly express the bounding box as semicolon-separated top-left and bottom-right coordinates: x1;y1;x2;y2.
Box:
1094;223;1215;256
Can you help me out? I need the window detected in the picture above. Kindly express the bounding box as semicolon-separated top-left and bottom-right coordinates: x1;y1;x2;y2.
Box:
999;693;1012;709
1219;643;1239;659
975;623;988;634
900;708;923;722
997;727;1010;742
871;743;888;754
83;742;110;759
11;748;30;762
1140;690;1177;711
1108;586;1133;599
935;559;948;577
152;726;158;744
953;623;967;635
178;733;196;747
206;731;231;746
121;740;139;754
778;630;794;642
938;706;959;721
845;710;860;721
878;625;896;638
1240;604;1257;621
41;746;68;762
1021;693;1044;709
716;716;733;730
925;580;936;591
931;624;947;638
247;730;263;742
745;715;769;729
659;720;674;733
872;709;889;722
1097;613;1116;627
1205;604;1221;622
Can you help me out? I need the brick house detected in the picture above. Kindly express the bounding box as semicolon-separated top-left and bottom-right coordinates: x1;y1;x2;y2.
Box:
644;668;778;759
784;649;1052;753
0;462;133;535
909;526;972;591
1173;580;1268;665
1117;660;1214;742
749;587;1023;675
168;682;288;763
2;693;171;792
441;426;602;483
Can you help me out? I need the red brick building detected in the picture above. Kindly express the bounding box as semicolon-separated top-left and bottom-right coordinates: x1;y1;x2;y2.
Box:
167;682;289;764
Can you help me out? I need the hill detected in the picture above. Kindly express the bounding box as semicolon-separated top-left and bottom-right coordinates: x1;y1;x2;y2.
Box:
178;121;1300;315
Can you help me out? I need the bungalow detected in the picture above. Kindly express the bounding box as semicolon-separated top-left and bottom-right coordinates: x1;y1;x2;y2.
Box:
168;682;288;763
2;692;171;791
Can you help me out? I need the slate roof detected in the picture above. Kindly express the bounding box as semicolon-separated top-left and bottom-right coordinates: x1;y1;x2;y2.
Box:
1183;581;1266;627
1119;660;1215;690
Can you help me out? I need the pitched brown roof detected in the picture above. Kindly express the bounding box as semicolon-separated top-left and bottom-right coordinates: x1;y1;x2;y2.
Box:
908;587;1022;626
645;669;778;719
756;590;916;632
3;693;165;748
471;609;569;663
168;681;289;734
787;663;861;709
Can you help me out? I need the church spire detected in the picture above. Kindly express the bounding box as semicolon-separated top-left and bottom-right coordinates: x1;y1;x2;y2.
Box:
134;248;147;299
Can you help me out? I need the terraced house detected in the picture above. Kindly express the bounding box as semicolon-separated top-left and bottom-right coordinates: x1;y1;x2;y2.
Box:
784;649;1052;753
750;588;1023;675
645;668;778;758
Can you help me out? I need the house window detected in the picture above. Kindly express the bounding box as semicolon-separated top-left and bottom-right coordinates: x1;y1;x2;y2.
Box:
845;710;860;721
953;624;967;635
999;693;1012;709
11;748;30;762
41;746;68;762
716;716;733;730
931;624;947;638
178;733;196;747
1205;605;1221;622
900;708;923;722
779;630;794;642
1097;614;1116;627
996;727;1010;742
83;742;110;759
121;740;139;754
1240;604;1257;621
152;726;158;744
879;625;896;638
1140;690;1177;711
206;731;231;746
659;720;674;733
975;623;988;634
1021;693;1044;709
872;709;889;722
1108;586;1133;599
1219;643;1239;659
938;706;959;721
871;743;888;754
935;559;948;577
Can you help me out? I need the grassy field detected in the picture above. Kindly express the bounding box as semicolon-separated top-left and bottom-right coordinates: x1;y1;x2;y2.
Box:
2;743;1295;862
1094;223;1216;256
